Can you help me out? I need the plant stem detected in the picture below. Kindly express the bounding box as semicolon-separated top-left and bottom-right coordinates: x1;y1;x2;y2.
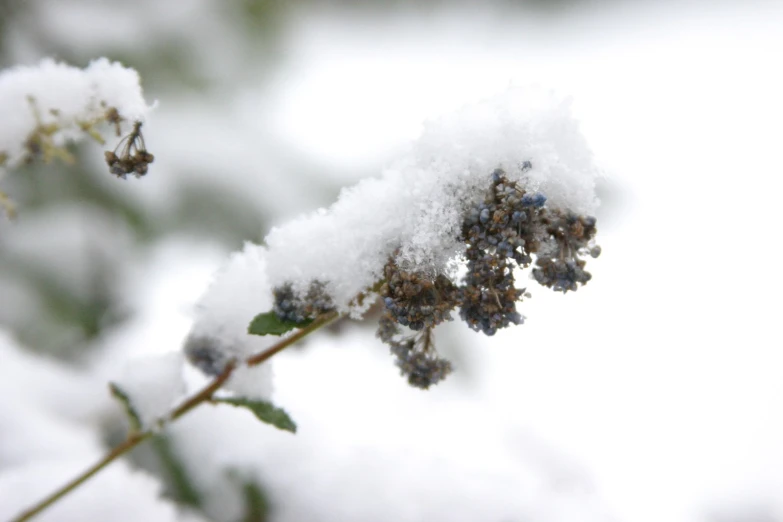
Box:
10;311;341;522
246;310;339;367
9;432;149;522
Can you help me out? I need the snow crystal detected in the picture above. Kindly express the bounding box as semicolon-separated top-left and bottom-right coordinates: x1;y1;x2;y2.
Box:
265;87;599;311
187;242;275;399
0;57;151;173
113;352;186;429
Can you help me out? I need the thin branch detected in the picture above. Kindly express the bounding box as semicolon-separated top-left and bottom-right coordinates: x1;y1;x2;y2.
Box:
10;311;341;522
169;361;236;422
9;432;149;522
246;310;339;367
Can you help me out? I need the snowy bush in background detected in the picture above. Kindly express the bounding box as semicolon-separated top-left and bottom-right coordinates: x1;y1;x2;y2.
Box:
0;58;150;168
0;58;153;215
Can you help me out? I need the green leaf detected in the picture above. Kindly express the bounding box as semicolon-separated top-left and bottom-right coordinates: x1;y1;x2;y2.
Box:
240;478;270;522
225;469;271;522
109;382;141;432
248;311;312;336
215;398;297;433
150;435;204;509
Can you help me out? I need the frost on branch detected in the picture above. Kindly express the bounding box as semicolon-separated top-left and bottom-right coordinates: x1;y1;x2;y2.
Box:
0;58;154;213
190;87;602;389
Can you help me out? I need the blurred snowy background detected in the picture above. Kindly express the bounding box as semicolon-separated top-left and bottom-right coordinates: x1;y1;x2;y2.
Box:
1;1;782;521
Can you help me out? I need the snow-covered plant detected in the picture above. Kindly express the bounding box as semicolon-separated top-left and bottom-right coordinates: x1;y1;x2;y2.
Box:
0;58;154;216
189;88;602;389
7;77;603;521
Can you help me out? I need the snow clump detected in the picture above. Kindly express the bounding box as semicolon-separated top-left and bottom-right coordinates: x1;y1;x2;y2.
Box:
0;58;152;175
264;87;599;312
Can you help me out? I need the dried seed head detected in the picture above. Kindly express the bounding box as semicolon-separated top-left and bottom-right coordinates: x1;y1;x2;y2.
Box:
374;166;601;386
273;281;336;324
380;257;459;331
376;314;453;389
184;334;232;377
105;120;154;179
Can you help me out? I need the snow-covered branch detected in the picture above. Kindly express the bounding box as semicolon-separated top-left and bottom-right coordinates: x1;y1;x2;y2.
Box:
7;84;605;520
190;87;602;389
0;58;154;214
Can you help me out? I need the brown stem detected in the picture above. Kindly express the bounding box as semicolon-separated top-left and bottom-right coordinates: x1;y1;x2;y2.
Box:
245;310;339;367
170;361;236;422
9;432;149;522
10;311;340;522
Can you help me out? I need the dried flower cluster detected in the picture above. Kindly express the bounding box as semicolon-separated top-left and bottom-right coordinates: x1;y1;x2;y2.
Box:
459;166;539;335
104;120;154;178
183;334;230;377
380;260;459;331
458;166;599;334
377;314;453;389
272;165;600;389
531;212;600;292
18;97;109;167
273;281;336;324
